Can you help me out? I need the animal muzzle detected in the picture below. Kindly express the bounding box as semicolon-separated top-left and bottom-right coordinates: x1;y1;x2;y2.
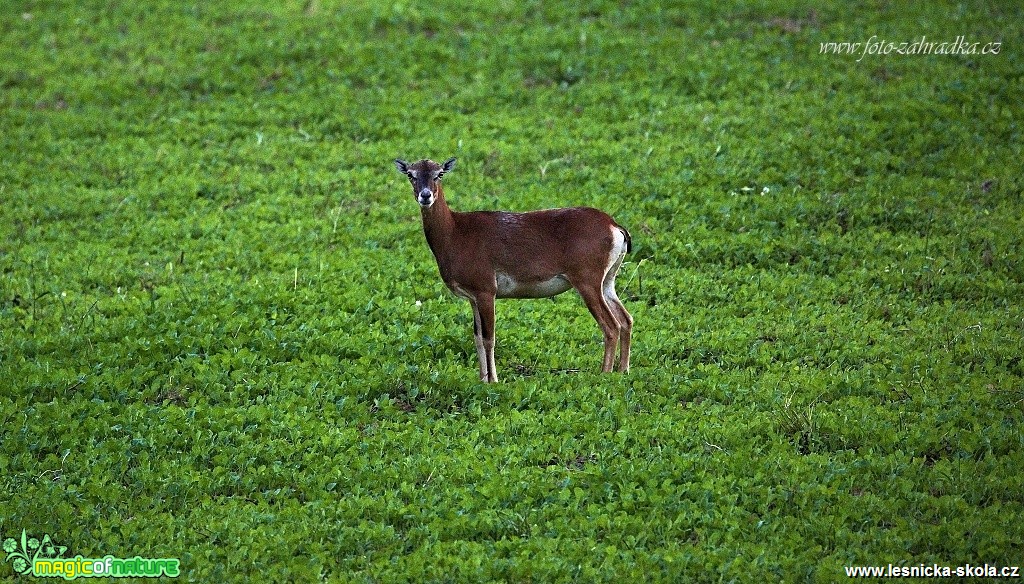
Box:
417;188;434;206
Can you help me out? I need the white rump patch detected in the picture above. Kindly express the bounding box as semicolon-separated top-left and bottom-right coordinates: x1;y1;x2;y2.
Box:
603;227;628;296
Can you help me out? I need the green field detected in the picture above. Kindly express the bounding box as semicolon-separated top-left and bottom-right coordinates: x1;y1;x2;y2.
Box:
2;0;1022;581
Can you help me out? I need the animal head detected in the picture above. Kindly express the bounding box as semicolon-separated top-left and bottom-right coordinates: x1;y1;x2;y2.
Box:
394;157;456;207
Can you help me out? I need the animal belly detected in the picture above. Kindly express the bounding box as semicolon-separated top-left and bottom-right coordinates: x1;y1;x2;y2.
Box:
496;273;572;298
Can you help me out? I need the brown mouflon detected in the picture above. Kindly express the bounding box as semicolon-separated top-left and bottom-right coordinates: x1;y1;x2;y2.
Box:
395;157;632;382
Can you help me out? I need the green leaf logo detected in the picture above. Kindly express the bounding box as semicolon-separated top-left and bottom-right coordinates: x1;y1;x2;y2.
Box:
3;529;33;575
3;530;67;575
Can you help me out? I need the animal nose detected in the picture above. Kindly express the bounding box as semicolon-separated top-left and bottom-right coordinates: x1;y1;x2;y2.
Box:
418;188;433;204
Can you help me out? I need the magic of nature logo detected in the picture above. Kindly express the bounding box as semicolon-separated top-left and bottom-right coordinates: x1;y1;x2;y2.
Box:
3;529;180;579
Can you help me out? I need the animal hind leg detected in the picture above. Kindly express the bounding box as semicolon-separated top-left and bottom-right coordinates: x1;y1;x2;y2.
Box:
604;287;632;372
574;281;621;373
602;252;632;372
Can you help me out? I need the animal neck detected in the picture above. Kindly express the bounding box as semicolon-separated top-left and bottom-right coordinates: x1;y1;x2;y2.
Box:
421;186;455;256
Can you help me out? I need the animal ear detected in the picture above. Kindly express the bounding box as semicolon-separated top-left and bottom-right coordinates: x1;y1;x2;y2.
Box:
394;159;410;174
441;157;456;174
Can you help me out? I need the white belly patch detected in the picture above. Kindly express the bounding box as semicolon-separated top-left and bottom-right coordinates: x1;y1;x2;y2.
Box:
496;273;572;298
449;282;474;300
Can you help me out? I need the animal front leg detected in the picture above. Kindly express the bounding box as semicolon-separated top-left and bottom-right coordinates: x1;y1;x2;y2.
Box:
476;293;498;383
470;301;488;381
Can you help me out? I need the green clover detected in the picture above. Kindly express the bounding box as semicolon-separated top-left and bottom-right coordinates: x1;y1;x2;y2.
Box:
2;538;16;553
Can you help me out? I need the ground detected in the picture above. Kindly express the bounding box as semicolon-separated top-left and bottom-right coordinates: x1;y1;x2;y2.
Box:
1;1;1022;581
